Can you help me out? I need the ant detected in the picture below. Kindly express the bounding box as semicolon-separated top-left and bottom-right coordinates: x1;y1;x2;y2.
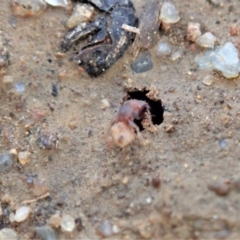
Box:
109;99;150;148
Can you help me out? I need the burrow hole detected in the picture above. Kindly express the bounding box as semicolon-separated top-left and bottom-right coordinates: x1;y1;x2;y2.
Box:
125;88;164;131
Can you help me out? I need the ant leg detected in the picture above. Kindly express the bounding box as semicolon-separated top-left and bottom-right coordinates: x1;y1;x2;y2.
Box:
129;121;147;146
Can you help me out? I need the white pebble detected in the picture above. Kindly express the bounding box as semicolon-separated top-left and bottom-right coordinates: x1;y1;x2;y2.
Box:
146;197;152;203
101;98;110;109
45;0;69;7
112;225;119;234
14;206;31;222
196;32;216;48
203;76;214;86
171;51;182;61
159;2;180;24
156;41;171;56
60;214;75;232
187;22;201;42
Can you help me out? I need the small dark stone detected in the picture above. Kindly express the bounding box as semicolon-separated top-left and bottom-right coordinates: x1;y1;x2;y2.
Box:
152;175;161;188
208;181;230;196
0;153;16;173
88;129;93;137
51;84;58;97
75;217;83;231
131;51;153;73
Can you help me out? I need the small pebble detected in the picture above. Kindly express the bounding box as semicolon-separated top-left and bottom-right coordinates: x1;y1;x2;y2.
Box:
60;214;75;232
0;153;16;173
195;41;240;78
45;0;69;7
159;2;180;24
196;32;216;48
9;213;15;223
10;0;47;17
0;228;18;240
156;41;171;56
18;151;31;165
97;220;112;237
2;75;13;83
230;24;239;36
219;139;227;149
171;51;182;61
146;197;152;203
151;175;161;188
48;214;61;229
112;225;119;234
187;22;202;42
51;84;58;97
14;206;31;222
202;75;214;86
131;51;153;73
13;82;25;94
208;181;230;196
101;99;110;109
66;3;95;29
68;120;78;130
138;224;152;239
35;226;57;240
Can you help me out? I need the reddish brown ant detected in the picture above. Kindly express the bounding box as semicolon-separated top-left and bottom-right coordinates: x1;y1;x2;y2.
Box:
109;99;150;148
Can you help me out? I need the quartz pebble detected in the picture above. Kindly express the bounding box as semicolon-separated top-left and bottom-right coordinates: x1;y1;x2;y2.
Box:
157;41;171;56
0;228;18;240
187;22;201;42
131;51;153;73
66;4;95;29
195;42;240;78
18;151;31;165
101;99;110;109
14;206;31;222
60;214;75;232
13;82;25;94
159;2;180;24
97;220;112;237
196;32;216;48
0;153;16;173
45;0;69;7
35;226;57;240
10;0;47;17
202;75;214;86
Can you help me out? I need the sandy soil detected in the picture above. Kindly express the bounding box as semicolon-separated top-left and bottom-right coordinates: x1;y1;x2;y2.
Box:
1;0;240;239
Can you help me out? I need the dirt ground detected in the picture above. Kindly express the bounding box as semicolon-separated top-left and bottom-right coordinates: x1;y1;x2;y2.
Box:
1;0;240;239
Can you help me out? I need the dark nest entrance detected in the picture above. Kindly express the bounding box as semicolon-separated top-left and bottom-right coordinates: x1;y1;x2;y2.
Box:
124;87;164;131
